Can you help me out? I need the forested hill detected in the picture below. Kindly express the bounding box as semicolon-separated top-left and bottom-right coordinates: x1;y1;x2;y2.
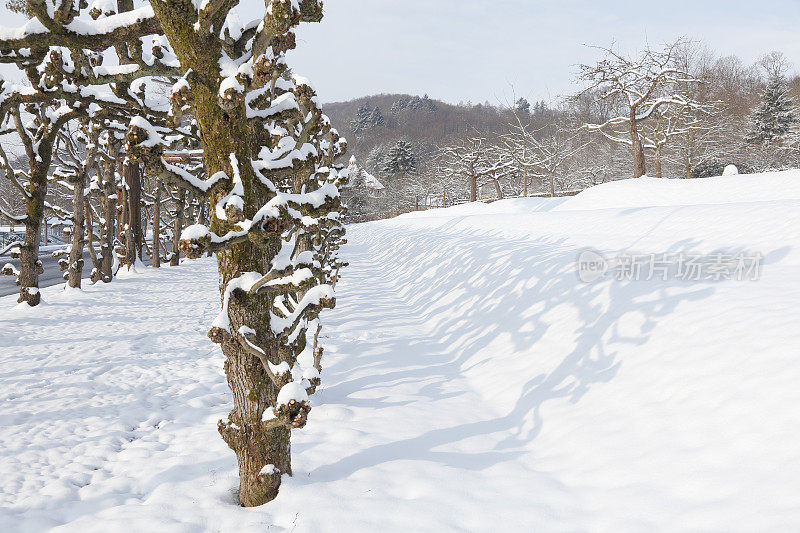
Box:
322;93;523;171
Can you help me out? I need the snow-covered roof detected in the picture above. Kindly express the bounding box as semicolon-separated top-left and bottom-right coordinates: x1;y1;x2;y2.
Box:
362;170;385;191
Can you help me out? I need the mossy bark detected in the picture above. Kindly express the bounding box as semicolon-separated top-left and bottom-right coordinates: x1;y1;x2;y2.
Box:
17;156;52;305
152;180;161;268
149;0;293;505
170;187;185;266
67;174;86;288
96;161;116;282
121;161;143;267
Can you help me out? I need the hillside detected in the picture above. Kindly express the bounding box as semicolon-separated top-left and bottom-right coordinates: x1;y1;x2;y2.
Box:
322;94;517;171
3;171;800;530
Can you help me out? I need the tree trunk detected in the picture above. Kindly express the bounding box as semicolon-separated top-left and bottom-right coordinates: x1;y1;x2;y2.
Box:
97;163;116;282
147;0;329;506
122;161;143;268
171;187;185;266
17;161;49;306
654;145;663;179
149;4;288;504
522;168;528;197
67;176;86;288
469;174;477;202
492;178;503;199
630;114;647;178
152;180;161;268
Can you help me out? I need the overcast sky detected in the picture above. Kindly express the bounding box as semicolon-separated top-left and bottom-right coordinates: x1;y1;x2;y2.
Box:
286;0;800;105
2;1;800;105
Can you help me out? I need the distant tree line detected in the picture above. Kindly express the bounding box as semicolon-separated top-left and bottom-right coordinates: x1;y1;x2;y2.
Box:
333;41;800;214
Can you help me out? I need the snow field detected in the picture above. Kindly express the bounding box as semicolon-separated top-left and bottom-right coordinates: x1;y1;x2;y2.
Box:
2;171;800;531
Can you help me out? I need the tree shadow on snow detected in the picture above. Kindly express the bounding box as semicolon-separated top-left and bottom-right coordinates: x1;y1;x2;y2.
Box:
307;222;785;481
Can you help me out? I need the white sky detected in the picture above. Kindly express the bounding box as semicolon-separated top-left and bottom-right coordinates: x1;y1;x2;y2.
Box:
287;0;800;104
2;1;800;105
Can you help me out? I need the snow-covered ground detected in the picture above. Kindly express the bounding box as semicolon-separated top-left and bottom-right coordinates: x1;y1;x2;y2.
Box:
2;171;800;531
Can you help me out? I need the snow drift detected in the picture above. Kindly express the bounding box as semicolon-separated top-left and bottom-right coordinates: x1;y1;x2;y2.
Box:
2;170;800;531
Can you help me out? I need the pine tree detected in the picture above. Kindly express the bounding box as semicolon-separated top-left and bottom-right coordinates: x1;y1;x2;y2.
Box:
369;106;385;127
383;140;417;175
351;103;373;133
352;104;384;132
341;157;369;218
391;96;410;114
749;74;797;145
515;97;531;114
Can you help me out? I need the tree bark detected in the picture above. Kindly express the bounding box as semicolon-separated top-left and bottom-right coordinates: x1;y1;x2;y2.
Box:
171;187;185;266
17;160;49;306
97;162;116;282
122;161;143;267
152;180;161;268
67;175;86;288
492;178;503;199
522;168;528;197
469;174;477;202
630;113;647;178
654;145;663;179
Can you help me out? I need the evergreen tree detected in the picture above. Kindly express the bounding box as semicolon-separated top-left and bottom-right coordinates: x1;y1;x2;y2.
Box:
748;74;797;145
369;106;386;127
515;97;531;114
341;157;370;217
351;103;373;133
352;103;385;132
383;140;417;175
391;96;410;114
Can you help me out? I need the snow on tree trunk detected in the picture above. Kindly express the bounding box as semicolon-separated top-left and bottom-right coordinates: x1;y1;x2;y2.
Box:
127;0;347;506
96;160;118;283
122;162;144;269
630;113;647;178
67;174;86;288
171;187;185;267
152;180;161;268
655;145;663;179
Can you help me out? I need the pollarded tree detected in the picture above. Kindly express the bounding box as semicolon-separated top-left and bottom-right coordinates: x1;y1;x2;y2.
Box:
0;99;80;305
577;39;705;178
0;0;176;303
122;0;348;506
2;0;345;506
52;120;102;288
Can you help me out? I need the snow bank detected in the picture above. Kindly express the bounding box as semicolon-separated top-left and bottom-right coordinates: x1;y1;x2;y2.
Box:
2;171;800;530
555;169;800;211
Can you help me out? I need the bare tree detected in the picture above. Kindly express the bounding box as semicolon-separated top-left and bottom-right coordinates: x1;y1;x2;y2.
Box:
577;39;705;178
502;105;585;196
442;136;511;201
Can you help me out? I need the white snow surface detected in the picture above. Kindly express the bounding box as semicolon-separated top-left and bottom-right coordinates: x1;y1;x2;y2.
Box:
3;170;800;531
